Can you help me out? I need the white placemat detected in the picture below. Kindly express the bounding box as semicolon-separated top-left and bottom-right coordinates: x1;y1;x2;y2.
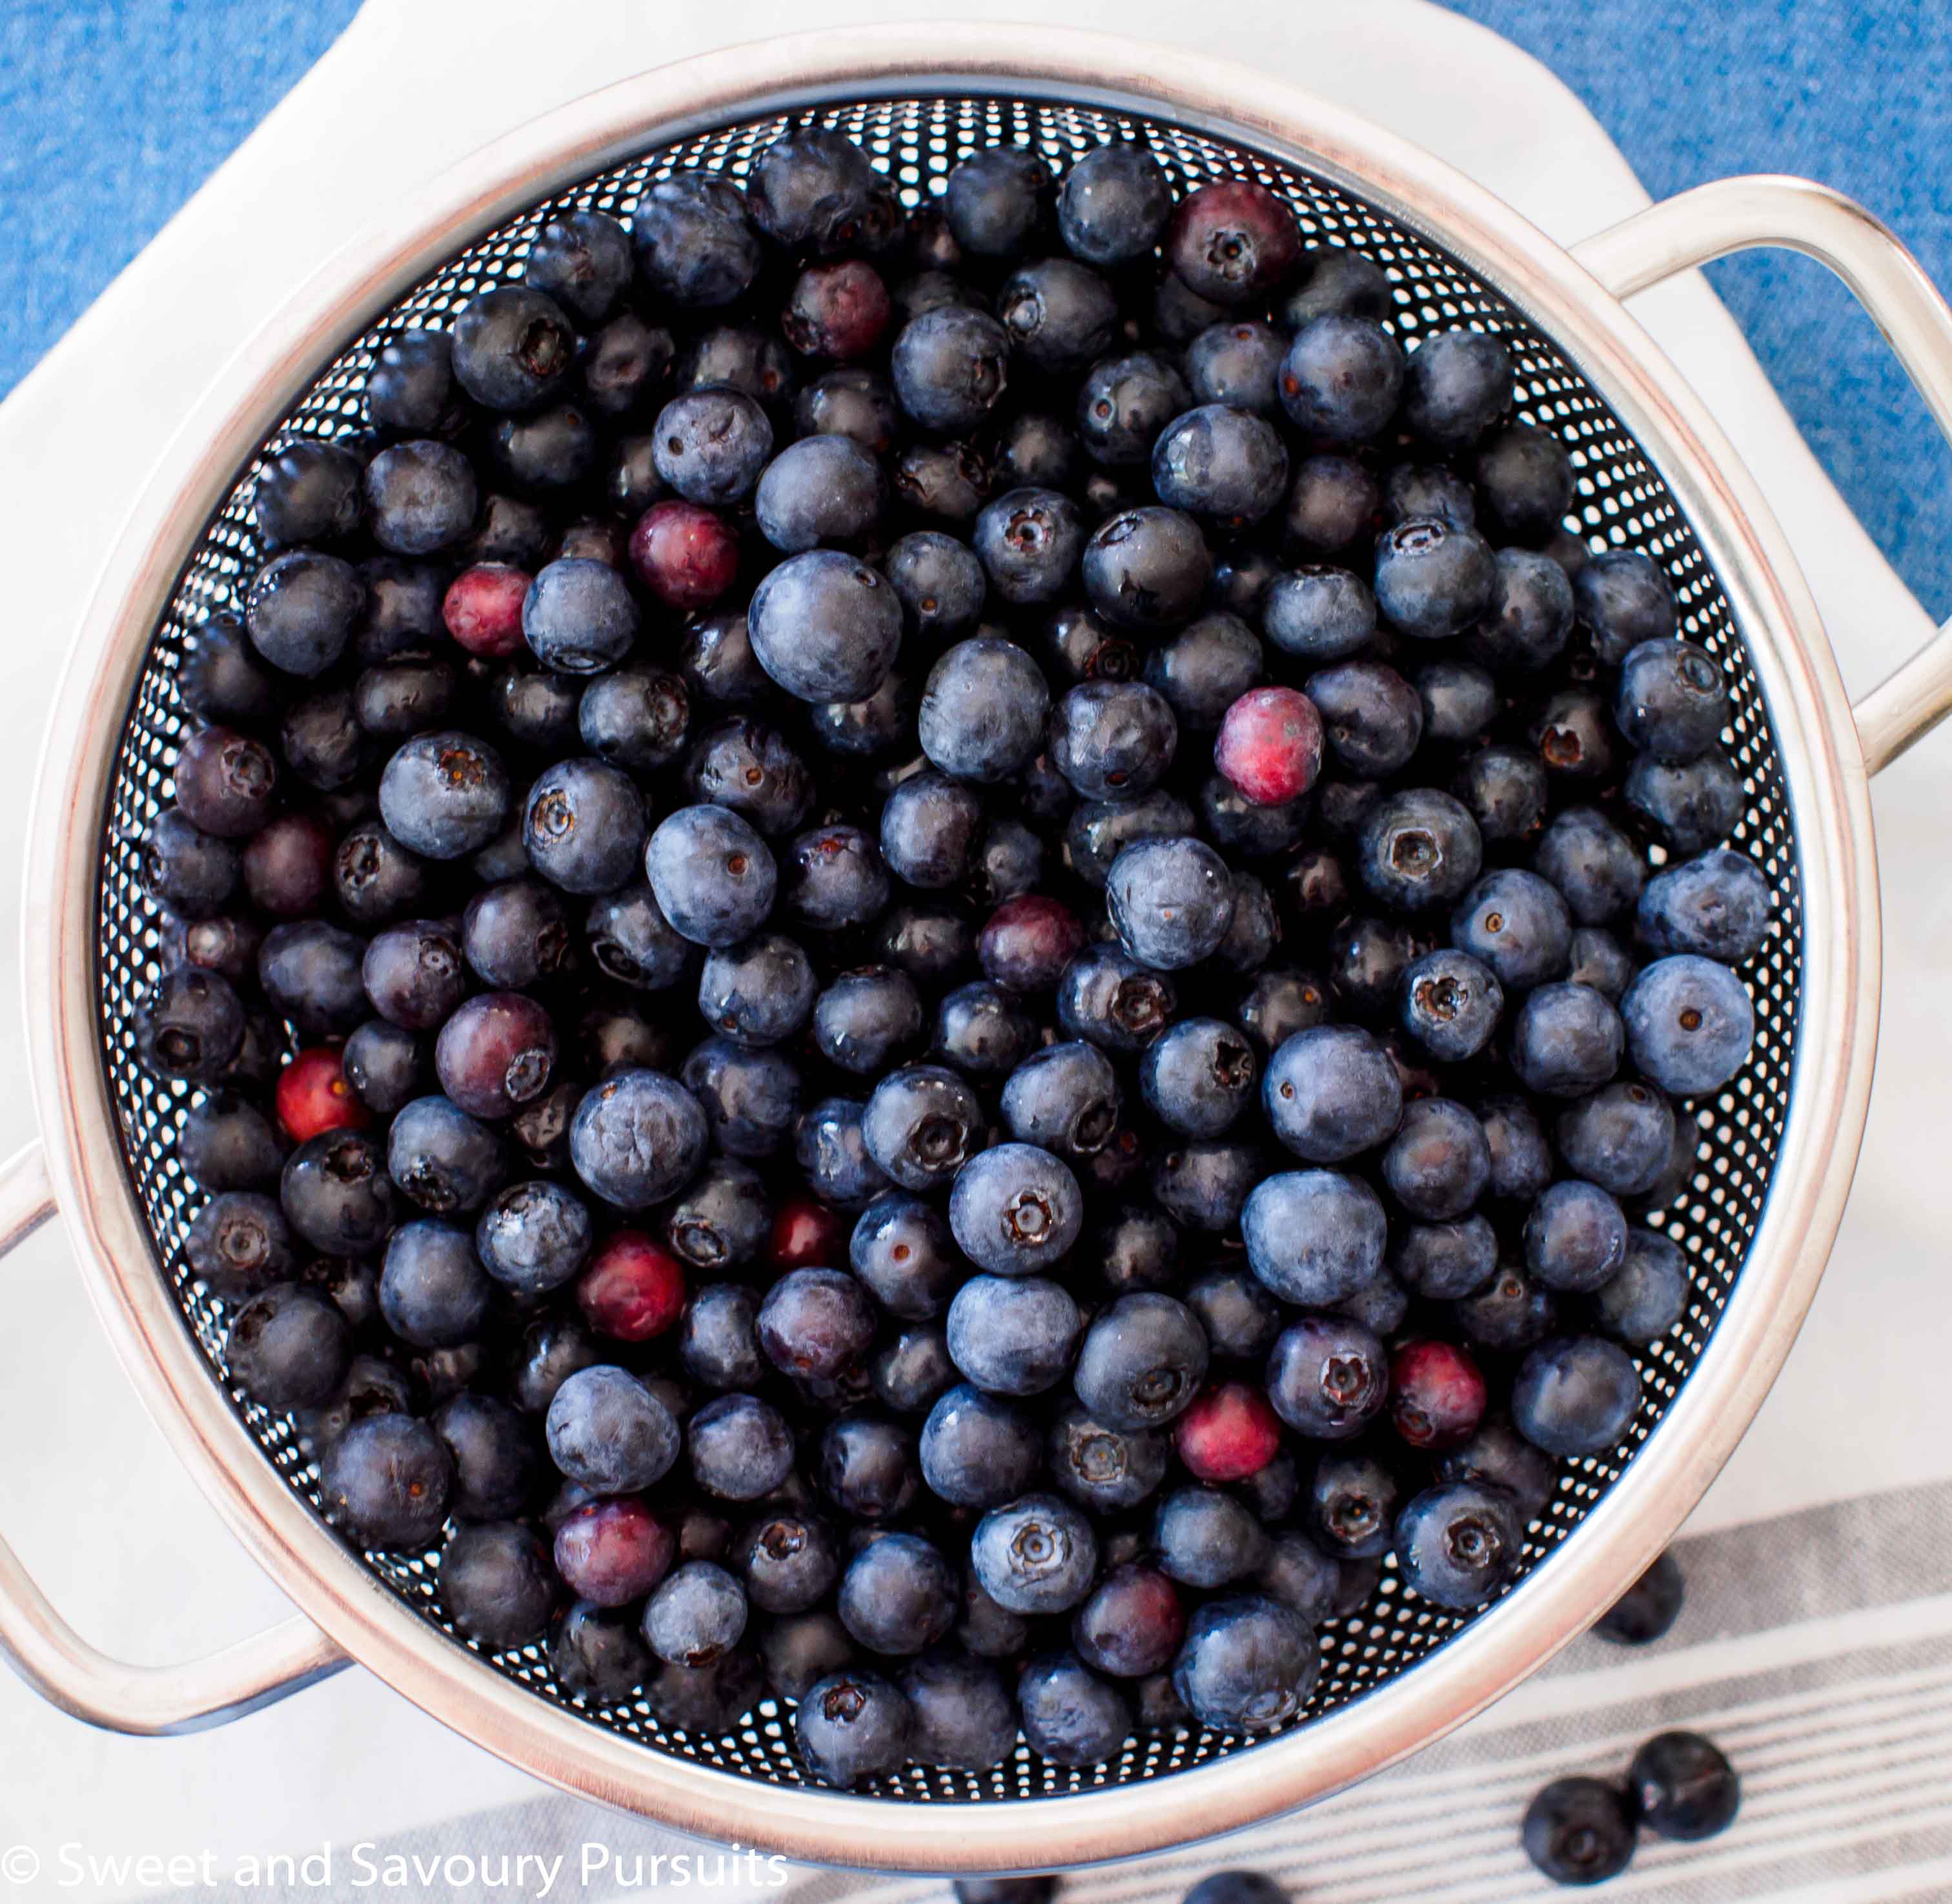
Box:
1;1;1947;1898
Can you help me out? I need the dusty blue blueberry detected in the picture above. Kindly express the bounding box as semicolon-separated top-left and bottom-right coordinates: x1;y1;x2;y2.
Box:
1243;1169;1388;1304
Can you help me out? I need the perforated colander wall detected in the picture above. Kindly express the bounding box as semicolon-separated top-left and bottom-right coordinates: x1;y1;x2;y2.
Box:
94;94;1799;1802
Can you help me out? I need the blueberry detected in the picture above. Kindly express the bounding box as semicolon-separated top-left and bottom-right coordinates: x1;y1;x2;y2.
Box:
1452;744;1547;845
995;1042;1116;1160
948;1142;1083;1277
1048;1402;1170;1513
1072;1293;1209;1431
900;1648;1018;1771
1416;660;1500;747
795;1670;912;1788
1083;505;1212;630
1051;681;1179;799
254;437;364;550
919;1384;1043;1508
1357;788;1483;912
1139;1016;1256;1136
813;969;924;1076
1594;1228;1689;1344
518;558;638;676
551;1599;653;1701
1475;424;1574;543
1638;849;1767;967
1153;1485;1269;1587
1556;1082;1675;1200
738;1511;840;1615
860;1063;981;1193
1534;808;1645;927
754;1267;875;1383
1403;328;1512;445
1184;1266;1283;1364
871;1326;957;1416
640;1560;749;1670
917;635;1050;783
1144;611;1265;728
376;1218;492;1348
642;806;775;948
1452;1264;1559;1354
320;1412;454;1551
793;1094;891;1208
1243;1167;1388;1309
1384;463;1477;531
1283;244;1393;325
1265;1314;1388;1438
996;258;1119;373
686;717;813;838
451;285;574;411
755;435;886;555
1167;178;1300;305
819;1416;917;1520
578;884;687;994
1305;659;1423;775
1017;1650;1132;1766
367;328;458;435
1301;1450;1396;1562
884;529;987;640
1183;321;1283;416
180;611;284;728
890;305;1012;434
1621;955;1754;1095
246;549;365;678
971;1493;1098;1613
1374;517;1498;639
1278;315;1404;442
1066;790;1198;888
1624;752;1745;855
1383;1098;1490;1221
1529;1176;1635;1296
1399;947;1503;1061
544;1364;680;1495
1522;1776;1637;1887
174;725;279;841
361;440;476;557
1172;1593;1316;1731
1512;1335;1641;1455
1510;982;1623;1098
378;732;510;860
278;1128;394;1257
1263;1024;1402;1162
1551;928;1629;1008
1152;405;1289;524
1574;547;1677;662
178;1096;286;1194
442;1520;560;1651
1392;1215;1498;1300
259;919;369;1036
1284;454;1383;554
1630;1729;1740;1840
469;1181;590;1300
134;966;247;1083
226;1284;352;1410
1596;1549;1684;1643
761;1610;856;1705
1059;142;1172;266
677;611;766;708
683;1395;791;1503
880;770;983;888
566;1069;706;1211
692;934;814;1050
632;172;761;307
1450;868;1572;990
748;549;902;703
1396;1480;1523;1608
1106;835;1234;970
1472;546;1575;674
796;365;899;457
946;1275;1083;1396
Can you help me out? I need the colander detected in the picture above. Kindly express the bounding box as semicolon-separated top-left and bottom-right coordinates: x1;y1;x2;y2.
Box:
3;22;1951;1875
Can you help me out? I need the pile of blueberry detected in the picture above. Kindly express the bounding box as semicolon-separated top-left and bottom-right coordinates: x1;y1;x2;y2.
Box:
133;118;1764;1787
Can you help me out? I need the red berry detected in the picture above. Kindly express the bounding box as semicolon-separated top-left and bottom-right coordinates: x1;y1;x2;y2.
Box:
629;500;739;611
275;1045;368;1141
1389;1338;1487;1449
769;1197;848;1273
783;260;893;361
575;1232;687;1342
1166;179;1303;307
553;1496;675;1606
1215;686;1325;806
1174;1381;1283;1482
978;894;1086;992
442;563;531;656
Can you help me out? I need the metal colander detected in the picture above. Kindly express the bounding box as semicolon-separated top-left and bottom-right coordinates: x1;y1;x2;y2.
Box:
6;25;1950;1874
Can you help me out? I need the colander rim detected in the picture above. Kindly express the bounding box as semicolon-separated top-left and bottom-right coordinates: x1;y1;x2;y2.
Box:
19;22;1882;1872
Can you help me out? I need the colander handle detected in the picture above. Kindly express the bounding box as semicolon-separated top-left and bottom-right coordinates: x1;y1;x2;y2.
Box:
1572;174;1952;776
0;1140;347;1734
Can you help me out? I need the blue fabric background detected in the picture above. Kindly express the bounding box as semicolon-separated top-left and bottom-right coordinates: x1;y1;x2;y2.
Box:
3;0;1947;613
